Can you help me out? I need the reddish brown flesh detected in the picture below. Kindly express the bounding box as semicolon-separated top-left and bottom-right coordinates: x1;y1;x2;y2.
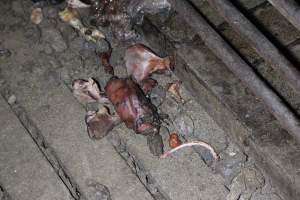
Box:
125;44;175;82
140;78;158;95
105;77;159;135
85;110;121;140
98;48;114;75
169;133;182;149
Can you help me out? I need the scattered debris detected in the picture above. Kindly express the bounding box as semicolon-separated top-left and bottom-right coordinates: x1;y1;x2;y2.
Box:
168;132;182;148
226;166;265;200
89;0;171;40
72;78;107;104
97;47;114;75
215;144;247;185
30;7;43;24
89;0;136;40
167;80;185;103
71;43;176;156
125;44;175;82
43;6;58;19
85;106;121;140
160;140;219;160
59;7;105;43
7;95;16;105
67;0;90;8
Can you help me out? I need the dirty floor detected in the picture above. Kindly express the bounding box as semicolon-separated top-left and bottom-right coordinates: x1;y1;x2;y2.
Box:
0;1;283;200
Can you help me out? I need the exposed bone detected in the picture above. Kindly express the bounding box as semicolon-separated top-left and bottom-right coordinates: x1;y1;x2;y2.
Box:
72;78;108;104
59;7;105;43
85;106;121;140
67;0;91;8
167;80;185;103
160;140;219;160
125;44;175;82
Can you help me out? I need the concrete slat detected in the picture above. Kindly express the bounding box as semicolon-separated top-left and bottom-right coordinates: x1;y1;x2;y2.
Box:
0;96;72;200
10;83;153;200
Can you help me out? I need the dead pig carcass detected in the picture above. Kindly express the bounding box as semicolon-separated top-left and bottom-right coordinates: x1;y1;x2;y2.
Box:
72;44;176;156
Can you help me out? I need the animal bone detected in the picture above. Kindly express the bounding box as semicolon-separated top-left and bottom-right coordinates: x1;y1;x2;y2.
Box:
125;44;175;82
59;7;105;42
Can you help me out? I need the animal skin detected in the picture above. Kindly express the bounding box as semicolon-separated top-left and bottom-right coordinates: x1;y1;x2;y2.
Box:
105;77;161;136
125;44;175;82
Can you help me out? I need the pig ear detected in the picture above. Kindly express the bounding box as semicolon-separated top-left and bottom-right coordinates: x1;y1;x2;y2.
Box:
125;44;174;82
72;78;102;104
85;108;121;140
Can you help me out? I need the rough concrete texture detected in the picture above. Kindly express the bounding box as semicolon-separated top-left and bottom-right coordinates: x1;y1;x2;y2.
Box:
142;8;298;200
109;73;230;200
251;3;300;45
190;0;300;118
0;96;72;200
116;129;228;200
0;82;153;200
215;23;300;115
0;0;290;200
232;0;266;9
189;0;225;27
0;2;153;198
287;39;300;64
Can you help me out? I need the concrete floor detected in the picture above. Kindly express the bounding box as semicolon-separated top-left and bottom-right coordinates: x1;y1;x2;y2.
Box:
0;0;283;200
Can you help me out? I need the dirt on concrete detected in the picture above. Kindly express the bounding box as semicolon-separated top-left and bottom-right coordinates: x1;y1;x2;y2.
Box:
0;0;283;200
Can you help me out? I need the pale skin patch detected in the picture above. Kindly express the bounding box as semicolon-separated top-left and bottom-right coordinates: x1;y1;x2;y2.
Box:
125;44;175;82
